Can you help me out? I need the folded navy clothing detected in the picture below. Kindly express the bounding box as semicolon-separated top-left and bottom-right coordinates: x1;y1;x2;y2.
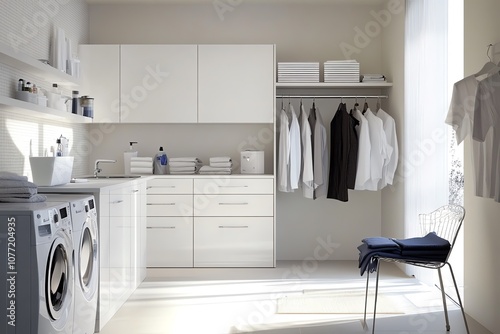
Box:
361;237;400;250
357;232;451;275
392;232;450;251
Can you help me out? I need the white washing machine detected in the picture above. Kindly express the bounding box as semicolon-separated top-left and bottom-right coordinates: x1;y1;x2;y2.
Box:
0;201;74;334
45;194;98;334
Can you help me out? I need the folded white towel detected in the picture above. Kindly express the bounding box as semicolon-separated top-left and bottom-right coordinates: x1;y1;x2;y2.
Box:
199;166;232;173
130;167;153;174
209;157;232;164
209;161;233;168
0;180;38;189
0;194;46;202
130;161;152;168
0;172;28;181
169;171;197;175
169;166;197;172
169;157;201;163
130;157;153;162
169;161;200;167
199;171;232;175
0;187;38;196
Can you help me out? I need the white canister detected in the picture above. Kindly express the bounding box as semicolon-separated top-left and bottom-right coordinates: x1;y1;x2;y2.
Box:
240;150;264;174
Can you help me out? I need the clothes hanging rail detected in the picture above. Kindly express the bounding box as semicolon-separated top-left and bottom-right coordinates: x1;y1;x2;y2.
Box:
275;95;388;99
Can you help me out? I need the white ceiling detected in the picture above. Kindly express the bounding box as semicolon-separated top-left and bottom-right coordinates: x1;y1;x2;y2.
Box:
86;0;387;5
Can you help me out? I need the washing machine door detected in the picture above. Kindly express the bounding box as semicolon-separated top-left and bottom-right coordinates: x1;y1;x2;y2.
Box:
78;216;98;299
46;236;72;321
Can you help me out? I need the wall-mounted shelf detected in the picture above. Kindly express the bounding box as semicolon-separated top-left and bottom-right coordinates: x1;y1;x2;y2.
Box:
0;42;80;88
276;82;392;89
0;96;92;123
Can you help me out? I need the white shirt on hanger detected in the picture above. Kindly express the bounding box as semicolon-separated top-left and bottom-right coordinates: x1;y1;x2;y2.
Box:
313;107;329;197
352;109;371;190
289;105;301;190
300;103;314;199
278;108;291;192
377;108;398;188
473;72;500;202
446;74;493;199
360;108;390;191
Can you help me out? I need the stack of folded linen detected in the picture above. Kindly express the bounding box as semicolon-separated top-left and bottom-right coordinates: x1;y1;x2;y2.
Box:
0;172;46;203
130;157;153;175
199;157;233;175
169;157;202;175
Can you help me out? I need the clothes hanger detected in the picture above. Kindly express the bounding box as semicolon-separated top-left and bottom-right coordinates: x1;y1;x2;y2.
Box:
354;96;359;112
376;96;381;111
363;97;369;113
474;44;498;77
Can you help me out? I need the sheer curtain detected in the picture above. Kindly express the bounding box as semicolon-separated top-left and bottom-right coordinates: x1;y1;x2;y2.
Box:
404;0;450;280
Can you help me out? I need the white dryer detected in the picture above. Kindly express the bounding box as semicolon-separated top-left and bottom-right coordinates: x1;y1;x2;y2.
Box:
46;194;98;334
0;201;74;334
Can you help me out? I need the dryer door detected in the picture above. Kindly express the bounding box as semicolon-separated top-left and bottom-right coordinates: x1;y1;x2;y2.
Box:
78;217;98;299
46;236;72;321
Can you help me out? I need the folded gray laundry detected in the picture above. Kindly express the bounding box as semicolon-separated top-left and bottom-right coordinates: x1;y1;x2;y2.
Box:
0;172;28;181
0;180;38;189
0;194;46;203
0;187;38;196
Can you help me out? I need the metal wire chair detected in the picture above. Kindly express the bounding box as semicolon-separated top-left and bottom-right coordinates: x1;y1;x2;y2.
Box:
362;204;470;333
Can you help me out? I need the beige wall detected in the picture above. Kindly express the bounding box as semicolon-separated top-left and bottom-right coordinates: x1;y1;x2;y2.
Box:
87;2;400;260
464;0;500;332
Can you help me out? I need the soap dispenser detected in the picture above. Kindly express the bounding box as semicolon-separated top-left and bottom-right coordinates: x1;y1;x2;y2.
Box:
124;141;138;174
153;146;168;175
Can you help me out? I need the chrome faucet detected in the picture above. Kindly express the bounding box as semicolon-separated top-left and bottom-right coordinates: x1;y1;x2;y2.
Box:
94;159;116;177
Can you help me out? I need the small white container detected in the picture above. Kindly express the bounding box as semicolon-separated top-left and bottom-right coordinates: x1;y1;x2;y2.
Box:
241;150;264;174
30;156;74;186
15;91;37;104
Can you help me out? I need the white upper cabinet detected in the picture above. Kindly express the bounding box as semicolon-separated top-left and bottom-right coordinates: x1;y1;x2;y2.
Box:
198;44;275;123
120;45;198;123
80;45;120;123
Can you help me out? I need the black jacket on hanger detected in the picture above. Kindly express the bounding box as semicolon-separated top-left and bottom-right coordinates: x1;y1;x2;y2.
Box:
327;103;359;202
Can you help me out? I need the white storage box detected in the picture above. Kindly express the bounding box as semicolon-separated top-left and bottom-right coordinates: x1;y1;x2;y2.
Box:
240;150;264;174
30;156;74;186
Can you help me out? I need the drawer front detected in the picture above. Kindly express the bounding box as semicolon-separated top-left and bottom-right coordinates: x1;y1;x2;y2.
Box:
194;178;273;195
147;178;193;194
147;195;193;216
194;217;273;267
146;217;193;267
194;194;273;216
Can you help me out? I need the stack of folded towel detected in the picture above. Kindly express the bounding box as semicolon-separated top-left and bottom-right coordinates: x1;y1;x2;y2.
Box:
130;157;153;175
0;172;46;203
169;157;202;175
199;157;233;175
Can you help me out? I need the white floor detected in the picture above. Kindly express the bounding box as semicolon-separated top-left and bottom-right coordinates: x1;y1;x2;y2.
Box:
98;261;491;334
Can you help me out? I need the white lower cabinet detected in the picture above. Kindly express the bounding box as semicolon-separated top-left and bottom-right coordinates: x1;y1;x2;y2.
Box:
194;217;274;267
146;176;275;268
146;178;194;267
146;217;193;267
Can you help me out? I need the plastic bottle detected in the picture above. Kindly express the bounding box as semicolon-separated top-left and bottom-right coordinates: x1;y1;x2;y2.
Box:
52;83;61;94
17;79;24;91
72;90;80;114
153;147;168;175
56;139;63;157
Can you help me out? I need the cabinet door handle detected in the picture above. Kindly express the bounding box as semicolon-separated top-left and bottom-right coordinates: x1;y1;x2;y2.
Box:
218;202;248;206
147;203;176;206
147;226;176;229
111;200;124;204
218;185;249;188
218;225;249;229
132;189;139;193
